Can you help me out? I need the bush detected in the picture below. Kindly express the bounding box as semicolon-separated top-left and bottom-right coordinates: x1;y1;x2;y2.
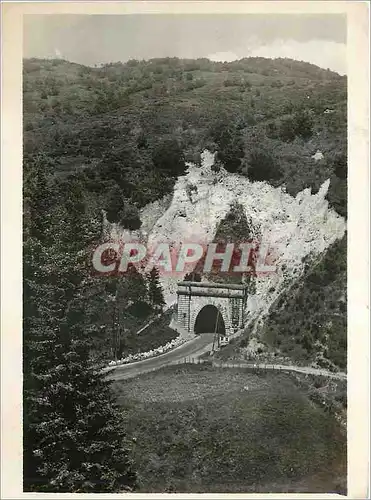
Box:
326;176;347;218
279;116;297;142
152;138;186;177
279;110;313;142
126;300;152;319
104;185;142;229
333;153;347;180
118;201;142;230
270;80;283;88
211;119;244;173
246;149;282;182
295;110;313;139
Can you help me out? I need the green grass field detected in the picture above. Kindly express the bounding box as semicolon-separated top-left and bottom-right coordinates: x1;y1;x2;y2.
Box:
113;365;346;493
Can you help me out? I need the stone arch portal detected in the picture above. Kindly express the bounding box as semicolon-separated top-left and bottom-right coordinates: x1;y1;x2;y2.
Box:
176;281;248;339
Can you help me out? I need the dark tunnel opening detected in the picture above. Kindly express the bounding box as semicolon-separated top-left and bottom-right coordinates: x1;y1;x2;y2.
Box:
194;305;226;335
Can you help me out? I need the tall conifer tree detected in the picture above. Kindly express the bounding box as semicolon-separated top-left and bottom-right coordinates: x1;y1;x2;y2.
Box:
23;157;137;492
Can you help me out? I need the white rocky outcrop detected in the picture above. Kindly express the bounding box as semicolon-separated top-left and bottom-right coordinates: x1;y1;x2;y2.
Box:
108;150;346;334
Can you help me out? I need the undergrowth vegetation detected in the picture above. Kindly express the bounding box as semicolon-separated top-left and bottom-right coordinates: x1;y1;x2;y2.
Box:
261;235;347;370
219;235;347;371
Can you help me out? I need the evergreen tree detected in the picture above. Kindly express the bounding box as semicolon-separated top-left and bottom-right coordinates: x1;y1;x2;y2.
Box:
23;247;136;492
147;267;165;311
211;116;245;173
247;149;282;182
23;152;55;242
152;138;186;177
126;264;148;303
23;168;137;492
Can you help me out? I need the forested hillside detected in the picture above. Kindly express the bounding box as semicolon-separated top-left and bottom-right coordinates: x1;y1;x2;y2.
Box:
24;56;347;220
24;55;347;362
24;55;347;363
23;56;347;490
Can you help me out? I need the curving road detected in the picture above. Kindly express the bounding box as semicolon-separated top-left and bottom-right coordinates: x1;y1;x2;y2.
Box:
106;333;215;381
105;333;347;382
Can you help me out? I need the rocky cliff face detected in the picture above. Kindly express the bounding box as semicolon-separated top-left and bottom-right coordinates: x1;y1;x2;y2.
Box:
109;150;346;332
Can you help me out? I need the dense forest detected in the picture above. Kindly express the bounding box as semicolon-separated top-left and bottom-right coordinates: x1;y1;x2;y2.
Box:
23;56;347;491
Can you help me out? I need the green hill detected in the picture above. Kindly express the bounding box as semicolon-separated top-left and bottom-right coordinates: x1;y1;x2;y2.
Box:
24;56;346;217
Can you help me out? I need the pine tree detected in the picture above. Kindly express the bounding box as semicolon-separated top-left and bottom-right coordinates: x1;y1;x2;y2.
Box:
23;165;137;492
23;152;55;242
126;264;148;303
23;269;136;492
211;115;245;173
147;267;165;311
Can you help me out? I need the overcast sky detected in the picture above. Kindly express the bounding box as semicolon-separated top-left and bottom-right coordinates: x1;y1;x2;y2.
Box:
23;14;347;75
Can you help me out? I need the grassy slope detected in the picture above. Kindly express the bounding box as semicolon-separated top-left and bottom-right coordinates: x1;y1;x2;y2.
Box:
122;308;178;356
90;301;178;361
113;364;346;493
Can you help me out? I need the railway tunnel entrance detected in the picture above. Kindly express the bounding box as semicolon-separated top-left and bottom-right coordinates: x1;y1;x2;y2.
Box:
176;281;248;337
194;305;226;335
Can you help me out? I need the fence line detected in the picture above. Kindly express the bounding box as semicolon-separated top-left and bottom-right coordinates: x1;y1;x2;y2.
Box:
176;357;346;380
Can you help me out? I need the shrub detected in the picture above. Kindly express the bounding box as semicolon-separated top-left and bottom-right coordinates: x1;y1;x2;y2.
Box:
333;153;347;180
294;110;313;139
186;183;198;201
211;119;244;173
152;138;186;177
246;149;282;182
279;110;313;142
118;201;142;230
270;80;283;88
279;116;297;142
326;175;347;218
